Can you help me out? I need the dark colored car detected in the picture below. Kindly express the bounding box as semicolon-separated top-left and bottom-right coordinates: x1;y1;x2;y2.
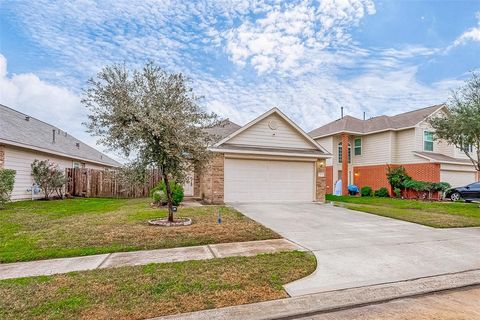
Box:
446;182;480;202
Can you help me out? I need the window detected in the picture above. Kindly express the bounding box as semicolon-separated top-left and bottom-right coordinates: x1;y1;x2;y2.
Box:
73;162;80;169
338;142;351;163
423;131;433;151
354;138;362;156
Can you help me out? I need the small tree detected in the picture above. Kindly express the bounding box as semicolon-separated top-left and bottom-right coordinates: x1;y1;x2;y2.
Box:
83;62;219;222
31;159;66;199
386;165;411;192
428;72;480;174
0;168;16;209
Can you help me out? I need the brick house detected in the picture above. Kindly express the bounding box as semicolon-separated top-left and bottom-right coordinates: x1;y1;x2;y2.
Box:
193;108;331;204
308;105;479;195
0;104;120;200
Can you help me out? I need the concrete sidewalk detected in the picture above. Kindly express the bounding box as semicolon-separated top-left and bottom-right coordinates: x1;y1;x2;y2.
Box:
0;238;302;280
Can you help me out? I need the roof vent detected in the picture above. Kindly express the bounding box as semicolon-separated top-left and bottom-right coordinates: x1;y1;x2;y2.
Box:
52;129;56;143
75;142;80;149
25;116;30;121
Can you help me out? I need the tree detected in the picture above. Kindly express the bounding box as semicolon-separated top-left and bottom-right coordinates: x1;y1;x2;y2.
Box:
83;62;219;222
31;159;66;199
0;168;16;209
386;165;411;191
428;72;480;173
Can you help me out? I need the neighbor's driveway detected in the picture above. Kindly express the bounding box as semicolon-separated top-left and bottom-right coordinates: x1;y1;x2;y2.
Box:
231;202;480;296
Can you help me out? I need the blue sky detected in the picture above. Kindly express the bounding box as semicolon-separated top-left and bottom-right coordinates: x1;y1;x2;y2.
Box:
1;0;479;160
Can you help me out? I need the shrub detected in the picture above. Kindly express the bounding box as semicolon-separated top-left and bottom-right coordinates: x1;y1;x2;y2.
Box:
394;187;402;198
374;187;389;197
31;159;66;199
360;186;373;197
150;180;184;206
0;169;16;209
386;166;411;190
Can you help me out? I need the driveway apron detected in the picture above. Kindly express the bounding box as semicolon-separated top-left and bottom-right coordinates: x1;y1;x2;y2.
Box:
230;202;480;296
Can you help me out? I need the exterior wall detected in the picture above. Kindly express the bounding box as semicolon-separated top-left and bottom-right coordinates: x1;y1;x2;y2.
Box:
325;165;333;195
0;145;4;169
353;162;441;194
3;144;112;200
198;154;224;204
353;131;394;166
393;128;420;163
227;113;316;150
315;159;326;202
316;136;334;166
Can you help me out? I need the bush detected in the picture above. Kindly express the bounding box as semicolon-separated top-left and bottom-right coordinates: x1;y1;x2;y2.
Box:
150;180;184;206
360;186;373;197
0;169;16;209
31;159;66;199
386;166;411;190
374;187;389;197
393;187;402;198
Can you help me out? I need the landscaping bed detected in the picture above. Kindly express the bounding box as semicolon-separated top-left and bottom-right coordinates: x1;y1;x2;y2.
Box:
0;251;315;320
0;198;280;263
327;195;480;228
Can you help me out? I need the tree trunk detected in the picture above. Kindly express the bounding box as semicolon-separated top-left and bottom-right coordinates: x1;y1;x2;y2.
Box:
162;172;174;222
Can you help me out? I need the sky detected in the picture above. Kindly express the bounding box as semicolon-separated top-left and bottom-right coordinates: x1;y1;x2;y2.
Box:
1;0;480;162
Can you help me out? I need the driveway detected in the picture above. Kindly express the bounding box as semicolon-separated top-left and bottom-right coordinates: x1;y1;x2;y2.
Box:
231;202;480;296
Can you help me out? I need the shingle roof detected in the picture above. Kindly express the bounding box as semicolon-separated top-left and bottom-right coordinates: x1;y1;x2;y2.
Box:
204;119;241;142
0;104;120;167
309;104;445;138
414;151;473;164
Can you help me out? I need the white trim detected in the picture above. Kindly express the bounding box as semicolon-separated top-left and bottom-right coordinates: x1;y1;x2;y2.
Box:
0;138;118;167
209;147;329;158
214;107;330;154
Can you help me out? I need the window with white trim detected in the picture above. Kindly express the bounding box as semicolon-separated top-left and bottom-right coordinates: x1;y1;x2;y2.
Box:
423;131;434;151
338;142;351;163
354;138;362;156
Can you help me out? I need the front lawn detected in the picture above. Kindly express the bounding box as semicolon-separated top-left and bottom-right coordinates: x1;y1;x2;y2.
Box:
0;251;315;320
327;195;480;228
0;198;279;263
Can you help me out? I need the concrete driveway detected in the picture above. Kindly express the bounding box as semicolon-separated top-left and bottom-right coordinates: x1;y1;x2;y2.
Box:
231;202;480;296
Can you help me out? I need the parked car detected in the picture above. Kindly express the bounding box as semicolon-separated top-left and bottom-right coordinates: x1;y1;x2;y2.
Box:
446;182;480;202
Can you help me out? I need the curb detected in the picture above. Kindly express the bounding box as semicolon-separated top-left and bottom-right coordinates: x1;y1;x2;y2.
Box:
153;268;480;320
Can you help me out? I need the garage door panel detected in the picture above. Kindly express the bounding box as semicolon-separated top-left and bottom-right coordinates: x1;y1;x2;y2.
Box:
440;170;476;188
224;158;314;202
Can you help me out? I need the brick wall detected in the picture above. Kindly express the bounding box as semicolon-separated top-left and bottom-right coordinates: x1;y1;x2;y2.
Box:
353;162;441;195
198;154;224;204
315;160;326;202
325;165;333;195
0;145;4;169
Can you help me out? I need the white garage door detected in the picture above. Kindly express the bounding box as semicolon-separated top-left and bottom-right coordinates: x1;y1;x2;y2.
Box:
441;170;477;188
224;158;315;202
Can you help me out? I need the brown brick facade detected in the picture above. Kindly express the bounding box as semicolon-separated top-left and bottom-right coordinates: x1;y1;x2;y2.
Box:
315;159;326;202
341;133;349;195
197;154;224;204
0;145;4;169
353;162;441;195
325;165;333;195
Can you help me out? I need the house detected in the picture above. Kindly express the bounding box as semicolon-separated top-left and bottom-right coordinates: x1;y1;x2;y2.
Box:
0;104;121;200
193;108;331;203
308;104;479;195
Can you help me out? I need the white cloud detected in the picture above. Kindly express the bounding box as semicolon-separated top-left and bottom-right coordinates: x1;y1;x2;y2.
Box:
224;0;376;74
0;54;123;162
452;11;480;47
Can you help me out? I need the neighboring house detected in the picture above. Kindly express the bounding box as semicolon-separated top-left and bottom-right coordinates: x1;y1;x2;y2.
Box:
0;104;121;200
193;108;331;203
308;104;479;195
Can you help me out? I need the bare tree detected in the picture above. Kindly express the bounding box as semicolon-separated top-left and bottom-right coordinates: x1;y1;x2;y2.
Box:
83;62;219;221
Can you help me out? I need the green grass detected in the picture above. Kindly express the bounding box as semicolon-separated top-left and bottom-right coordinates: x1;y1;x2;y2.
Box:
326;195;480;228
0;198;279;263
0;251;316;320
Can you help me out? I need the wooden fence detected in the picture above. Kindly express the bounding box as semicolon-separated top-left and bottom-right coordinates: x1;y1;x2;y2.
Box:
66;168;162;198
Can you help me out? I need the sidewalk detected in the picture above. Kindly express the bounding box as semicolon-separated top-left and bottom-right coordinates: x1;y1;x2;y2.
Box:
0;238;303;280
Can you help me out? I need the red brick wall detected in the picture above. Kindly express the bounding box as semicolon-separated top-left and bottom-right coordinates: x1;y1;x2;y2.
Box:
353;163;441;196
325;165;333;195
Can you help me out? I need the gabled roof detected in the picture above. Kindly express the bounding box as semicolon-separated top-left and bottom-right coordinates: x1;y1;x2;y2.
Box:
0;104;120;167
212;107;330;156
204;119;241;143
309;104;446;138
414;151;474;165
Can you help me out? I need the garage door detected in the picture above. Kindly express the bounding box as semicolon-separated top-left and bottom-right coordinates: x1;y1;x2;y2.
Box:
440;170;477;188
224;158;315;202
